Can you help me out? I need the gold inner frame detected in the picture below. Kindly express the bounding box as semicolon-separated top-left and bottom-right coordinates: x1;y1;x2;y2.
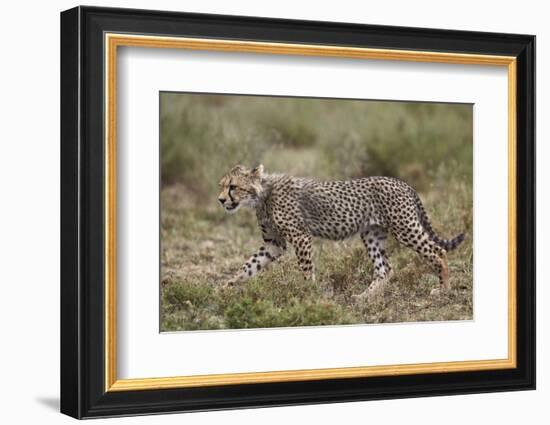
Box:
104;33;517;392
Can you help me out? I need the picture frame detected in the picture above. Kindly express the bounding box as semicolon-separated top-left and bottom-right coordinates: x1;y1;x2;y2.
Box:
60;5;535;419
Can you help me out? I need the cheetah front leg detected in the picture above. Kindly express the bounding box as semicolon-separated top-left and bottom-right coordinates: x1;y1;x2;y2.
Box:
223;240;286;287
289;233;315;281
353;226;393;300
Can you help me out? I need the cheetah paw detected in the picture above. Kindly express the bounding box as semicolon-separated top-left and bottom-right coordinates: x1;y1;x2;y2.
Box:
430;286;450;297
352;280;385;303
220;278;237;290
430;287;441;296
367;279;387;298
351;290;369;303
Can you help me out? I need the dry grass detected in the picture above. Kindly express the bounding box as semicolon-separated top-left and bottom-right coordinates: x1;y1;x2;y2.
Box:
159;93;473;332
160;177;472;331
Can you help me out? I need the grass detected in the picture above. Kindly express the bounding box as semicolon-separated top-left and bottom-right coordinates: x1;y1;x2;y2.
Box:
159;93;473;332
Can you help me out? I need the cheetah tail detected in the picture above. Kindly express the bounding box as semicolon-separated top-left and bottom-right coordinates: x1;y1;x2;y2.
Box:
431;233;466;252
414;192;465;251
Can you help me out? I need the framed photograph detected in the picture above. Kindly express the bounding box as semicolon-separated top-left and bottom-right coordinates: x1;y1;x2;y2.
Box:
60;6;535;419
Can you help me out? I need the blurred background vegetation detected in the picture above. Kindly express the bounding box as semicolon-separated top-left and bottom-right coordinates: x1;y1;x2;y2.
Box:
160;92;473;332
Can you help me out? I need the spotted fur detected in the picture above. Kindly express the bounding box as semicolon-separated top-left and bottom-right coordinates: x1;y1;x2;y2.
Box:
218;164;465;298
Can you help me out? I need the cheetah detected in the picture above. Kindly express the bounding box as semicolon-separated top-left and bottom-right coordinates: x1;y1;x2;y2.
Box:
218;164;465;299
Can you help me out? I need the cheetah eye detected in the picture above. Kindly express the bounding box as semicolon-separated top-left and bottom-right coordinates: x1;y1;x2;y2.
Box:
229;185;237;191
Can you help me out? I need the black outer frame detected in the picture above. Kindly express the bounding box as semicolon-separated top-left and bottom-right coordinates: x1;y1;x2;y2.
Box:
60;6;535;419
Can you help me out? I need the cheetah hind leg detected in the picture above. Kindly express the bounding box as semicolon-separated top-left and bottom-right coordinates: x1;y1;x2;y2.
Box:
429;252;450;296
391;225;451;297
352;226;393;302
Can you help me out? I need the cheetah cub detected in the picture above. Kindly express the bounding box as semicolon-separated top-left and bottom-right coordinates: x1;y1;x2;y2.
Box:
218;164;465;299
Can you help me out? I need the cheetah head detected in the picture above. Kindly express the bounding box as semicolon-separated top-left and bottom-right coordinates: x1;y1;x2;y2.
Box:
218;164;264;213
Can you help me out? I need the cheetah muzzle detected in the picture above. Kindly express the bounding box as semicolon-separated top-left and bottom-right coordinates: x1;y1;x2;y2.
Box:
218;164;465;299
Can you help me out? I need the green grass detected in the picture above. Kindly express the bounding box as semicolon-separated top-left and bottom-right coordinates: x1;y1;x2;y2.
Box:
159;93;473;331
160;177;473;331
160;94;472;192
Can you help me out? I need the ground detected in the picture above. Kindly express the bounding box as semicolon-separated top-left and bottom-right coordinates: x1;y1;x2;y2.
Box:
159;94;473;331
160;171;472;332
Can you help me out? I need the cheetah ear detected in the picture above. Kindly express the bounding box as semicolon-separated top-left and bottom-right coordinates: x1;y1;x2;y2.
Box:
230;164;248;174
251;164;264;178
